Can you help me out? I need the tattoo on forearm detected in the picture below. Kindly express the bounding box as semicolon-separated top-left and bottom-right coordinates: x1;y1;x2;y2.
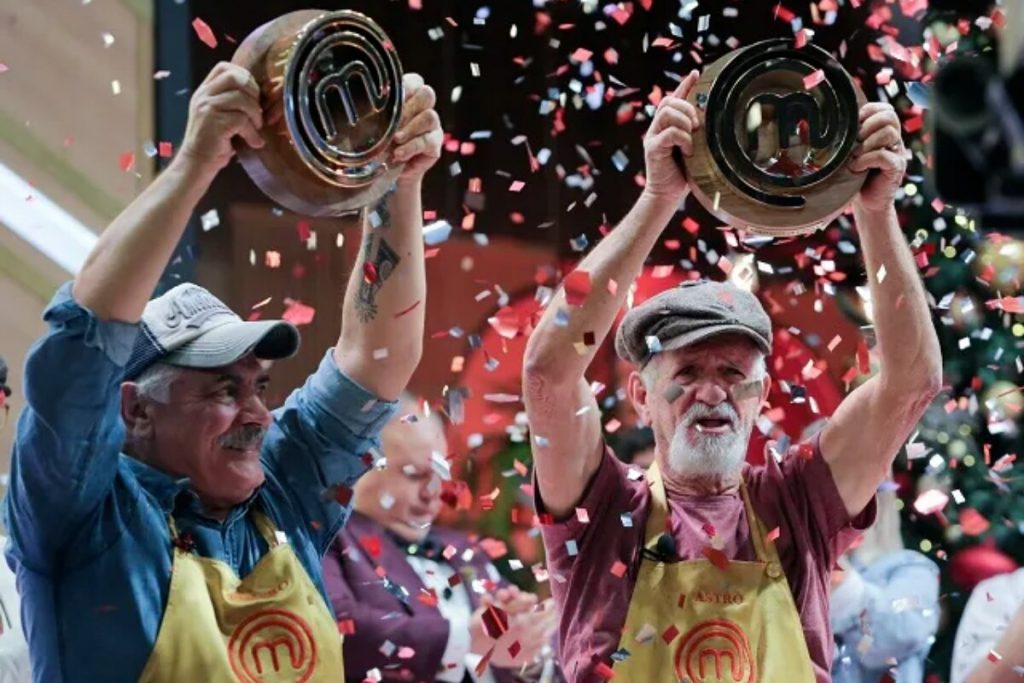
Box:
355;184;401;322
355;234;400;322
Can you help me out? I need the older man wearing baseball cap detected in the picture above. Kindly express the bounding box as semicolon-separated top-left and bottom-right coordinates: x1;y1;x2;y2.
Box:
4;61;441;683
522;71;942;681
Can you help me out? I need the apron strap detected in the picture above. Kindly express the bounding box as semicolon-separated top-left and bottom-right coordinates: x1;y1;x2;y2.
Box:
250;509;285;548
643;462;671;552
739;482;770;563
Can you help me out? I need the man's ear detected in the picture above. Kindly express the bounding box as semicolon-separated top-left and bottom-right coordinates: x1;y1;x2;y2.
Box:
120;383;154;440
759;374;772;408
627;369;652;426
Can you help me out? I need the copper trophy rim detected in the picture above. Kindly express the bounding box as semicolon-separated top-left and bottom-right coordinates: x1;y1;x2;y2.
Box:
686;37;867;237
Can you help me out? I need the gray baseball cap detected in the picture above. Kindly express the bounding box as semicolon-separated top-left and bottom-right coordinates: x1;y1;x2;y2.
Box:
124;283;300;380
614;279;772;367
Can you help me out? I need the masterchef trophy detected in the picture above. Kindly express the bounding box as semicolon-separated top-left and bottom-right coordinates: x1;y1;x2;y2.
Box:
232;9;404;216
685;38;867;236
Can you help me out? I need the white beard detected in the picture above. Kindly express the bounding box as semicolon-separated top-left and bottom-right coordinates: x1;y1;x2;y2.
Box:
666;409;750;478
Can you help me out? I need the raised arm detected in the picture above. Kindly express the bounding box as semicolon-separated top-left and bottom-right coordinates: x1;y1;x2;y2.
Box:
820;103;943;517
523;71;701;517
72;62;264;322
334;74;440;401
4;63;262;567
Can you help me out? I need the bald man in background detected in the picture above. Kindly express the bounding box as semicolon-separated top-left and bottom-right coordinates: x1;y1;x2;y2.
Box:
322;396;559;683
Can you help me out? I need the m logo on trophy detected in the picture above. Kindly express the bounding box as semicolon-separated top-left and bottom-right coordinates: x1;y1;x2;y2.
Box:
685;38;867;236
232;10;404;216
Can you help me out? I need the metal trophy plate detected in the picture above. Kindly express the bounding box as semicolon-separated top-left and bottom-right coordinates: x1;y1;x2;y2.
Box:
685;39;866;236
232;10;404;216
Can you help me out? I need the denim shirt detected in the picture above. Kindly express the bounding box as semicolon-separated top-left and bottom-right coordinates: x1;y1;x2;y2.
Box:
2;283;397;683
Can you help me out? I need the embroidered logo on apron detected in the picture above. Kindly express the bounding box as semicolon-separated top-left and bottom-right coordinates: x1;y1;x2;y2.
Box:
674;618;756;683
227;607;319;683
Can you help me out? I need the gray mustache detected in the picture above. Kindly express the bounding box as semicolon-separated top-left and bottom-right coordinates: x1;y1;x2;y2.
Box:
685;402;738;426
219;425;267;450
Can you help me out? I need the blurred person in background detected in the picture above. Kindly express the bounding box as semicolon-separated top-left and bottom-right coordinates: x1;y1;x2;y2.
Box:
830;482;940;683
951;567;1024;683
0;355;31;683
323;395;560;683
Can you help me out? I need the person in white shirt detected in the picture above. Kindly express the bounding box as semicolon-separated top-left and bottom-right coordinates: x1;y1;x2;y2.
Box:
952;567;1024;683
322;395;559;683
0;536;30;683
0;355;32;683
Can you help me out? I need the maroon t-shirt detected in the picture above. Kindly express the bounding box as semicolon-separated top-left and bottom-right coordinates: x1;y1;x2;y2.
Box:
538;437;876;683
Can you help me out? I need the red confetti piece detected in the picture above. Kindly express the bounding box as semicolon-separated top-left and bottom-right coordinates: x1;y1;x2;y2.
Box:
119;152;135;173
158;142;173;158
594;662;616;679
563;270;593;307
417;589;439;607
774;3;796;22
986;296;1024;313
330;484;353;508
702;547;730;571
337;619;355;635
570;47;593;63
765;527;781;543
610;560;627;577
363;262;379;284
509;180;525;192
576;507;590;523
191;18;218;49
662;624;680;643
682;217;700;234
507;641;522;659
481;605;509;638
803;69;826;90
296;220;311;243
282;299;315;326
959;508;990;536
357;533;380;559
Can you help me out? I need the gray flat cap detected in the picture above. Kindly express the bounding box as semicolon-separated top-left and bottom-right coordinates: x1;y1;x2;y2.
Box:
614;279;772;367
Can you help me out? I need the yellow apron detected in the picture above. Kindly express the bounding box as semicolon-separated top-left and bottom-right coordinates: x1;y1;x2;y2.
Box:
139;510;344;683
612;463;816;682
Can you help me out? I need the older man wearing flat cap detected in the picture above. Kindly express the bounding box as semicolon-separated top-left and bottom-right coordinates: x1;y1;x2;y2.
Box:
5;61;441;683
522;71;942;681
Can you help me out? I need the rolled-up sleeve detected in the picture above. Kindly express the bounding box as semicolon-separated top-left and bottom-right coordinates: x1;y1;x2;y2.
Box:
264;349;398;553
3;283;138;570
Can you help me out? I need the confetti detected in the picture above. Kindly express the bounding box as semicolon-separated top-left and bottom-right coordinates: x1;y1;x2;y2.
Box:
200;209;220;232
563;270;592;307
802;69;825;90
282;299;315;326
702;547;730;570
913;489;949;516
192;18;218;49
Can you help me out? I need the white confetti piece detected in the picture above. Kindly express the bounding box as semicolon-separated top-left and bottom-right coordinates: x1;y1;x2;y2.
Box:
200;209;220;232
